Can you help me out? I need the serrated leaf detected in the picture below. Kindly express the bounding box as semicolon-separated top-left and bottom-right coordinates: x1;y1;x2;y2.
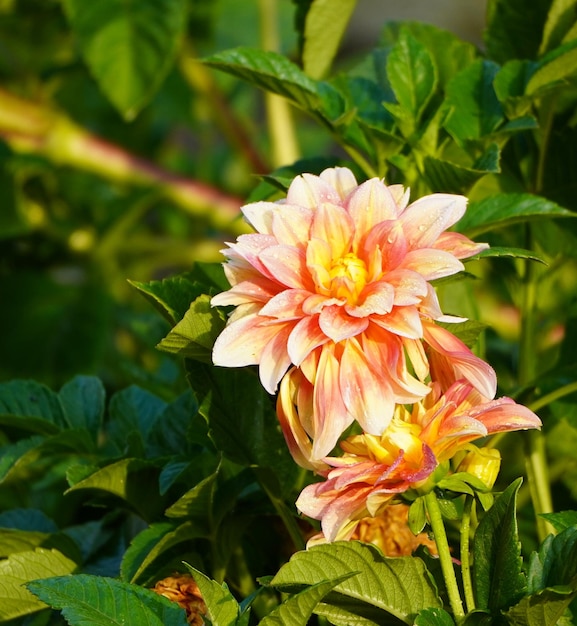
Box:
443;60;504;143
0;509;58;533
0;548;77;621
27;574;189;626
59;376;105;439
0;435;45;483
261;574;355;626
456;193;576;237
386;30;436;124
423;144;500;194
527;525;577;593
302;0;358;79
63;0;187;119
270;541;441;624
473;478;526;613
504;586;577;626
0;379;67;434
185;565;239;626
164;465;219;521
203;47;344;122
129;274;205;325
157;295;225;363
436;320;487;349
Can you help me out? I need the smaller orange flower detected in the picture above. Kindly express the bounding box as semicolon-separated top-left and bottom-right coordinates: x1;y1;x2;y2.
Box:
151;574;206;626
296;380;541;543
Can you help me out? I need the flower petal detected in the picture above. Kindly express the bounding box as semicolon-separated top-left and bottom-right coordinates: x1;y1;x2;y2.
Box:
287;173;342;208
259;288;309;319
311;202;354;260
319;305;369;342
371;306;423;339
259;245;316;290
434;231;489;259
400;193;467;248
401;248;464;281
258;324;294;393
287;315;330;365
319;166;358;200
346;281;395;317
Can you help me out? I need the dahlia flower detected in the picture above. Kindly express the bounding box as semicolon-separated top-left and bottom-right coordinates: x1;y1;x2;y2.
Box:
295;380;541;543
211;167;495;458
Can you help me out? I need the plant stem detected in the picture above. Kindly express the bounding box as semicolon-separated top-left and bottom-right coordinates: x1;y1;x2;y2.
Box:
528;381;577;413
259;0;300;167
424;491;465;622
460;496;476;613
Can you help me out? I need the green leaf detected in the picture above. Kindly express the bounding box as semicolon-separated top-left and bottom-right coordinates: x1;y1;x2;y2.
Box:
121;521;208;585
422;144;500;194
415;607;455;626
408;498;427;534
27;574;189;626
185;565;239;626
386;30;436;124
261;574;355;626
455;193;576;237
65;459;164;521
468;246;547;264
0;379;67;434
436;320;488;350
527;525;577;593
505;586;577;626
270;541;442;624
62;0;187;120
203;47;344;122
59;376;105;439
157;295;226;363
164;464;219;521
540;510;577;532
0;509;58;533
526;39;577;96
473;478;526;613
302;0;358;79
0;435;45;483
485;0;551;63
494;60;537;117
129;273;208;325
443;60;504;143
186;361;298;494
540;0;577;54
0;548;77;621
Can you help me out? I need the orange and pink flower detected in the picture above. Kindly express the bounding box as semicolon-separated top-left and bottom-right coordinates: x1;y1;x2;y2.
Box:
295;380;541;543
211;167;495;459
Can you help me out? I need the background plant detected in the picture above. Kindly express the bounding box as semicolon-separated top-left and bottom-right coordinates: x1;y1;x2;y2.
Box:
2;0;577;624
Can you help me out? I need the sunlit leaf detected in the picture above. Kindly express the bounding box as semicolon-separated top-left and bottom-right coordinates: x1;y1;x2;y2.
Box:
415;607;455;626
63;0;187;119
539;0;577;54
473;478;526;613
27;574;189;626
261;574;355;626
302;0;358;79
540;510;577;532
0;548;77;621
527;38;577;96
157;295;225;363
185;565;239;626
270;541;442;624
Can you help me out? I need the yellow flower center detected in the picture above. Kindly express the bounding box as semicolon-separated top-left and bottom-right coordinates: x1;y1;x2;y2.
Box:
328;253;368;304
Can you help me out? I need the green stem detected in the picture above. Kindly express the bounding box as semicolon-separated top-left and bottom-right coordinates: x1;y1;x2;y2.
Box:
259;0;300;167
528;381;577;413
424;491;465;622
460;496;476;613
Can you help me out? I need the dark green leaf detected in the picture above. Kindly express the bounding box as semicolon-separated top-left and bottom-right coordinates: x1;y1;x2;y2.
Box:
386;30;436;124
203;47;344;122
540;510;577;532
0;548;77;621
540;0;577;54
270;541;442;624
27;574;189;626
302;0;358;79
0;380;67;434
59;376;105;439
468;247;547;264
527;525;577;593
456;193;575;237
494;61;538;118
261;574;356;626
0;436;45;483
473;478;526;613
505;586;577;626
157;295;226;363
164;464;219;521
443;60;504;143
436;320;488;349
0;509;57;533
63;0;187;119
485;0;551;63
423;144;500;194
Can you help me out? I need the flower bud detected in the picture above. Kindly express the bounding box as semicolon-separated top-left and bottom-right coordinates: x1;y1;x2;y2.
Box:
456;446;501;489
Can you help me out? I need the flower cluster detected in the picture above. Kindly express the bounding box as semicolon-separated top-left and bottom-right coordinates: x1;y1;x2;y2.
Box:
211;167;541;544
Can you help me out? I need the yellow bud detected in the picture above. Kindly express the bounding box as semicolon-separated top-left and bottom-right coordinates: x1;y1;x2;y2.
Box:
456;446;501;489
